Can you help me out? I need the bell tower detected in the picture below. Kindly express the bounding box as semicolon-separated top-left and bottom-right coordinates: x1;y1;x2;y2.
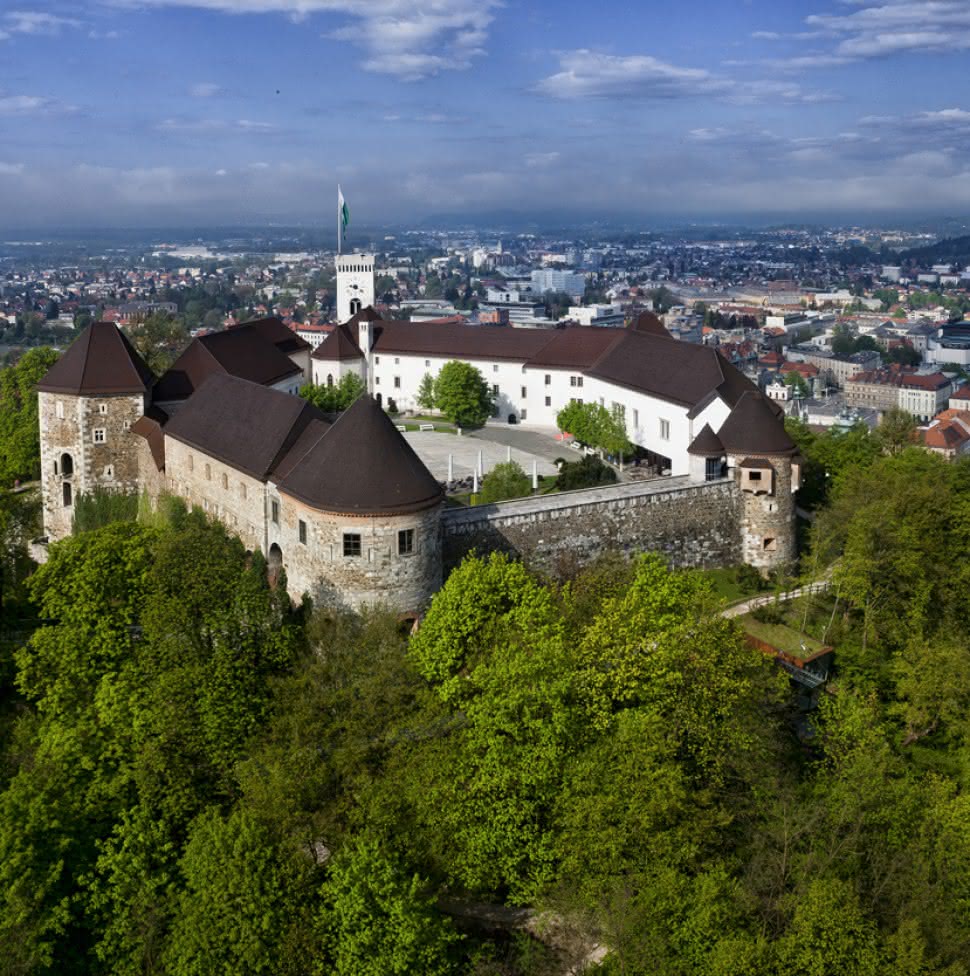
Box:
335;253;375;323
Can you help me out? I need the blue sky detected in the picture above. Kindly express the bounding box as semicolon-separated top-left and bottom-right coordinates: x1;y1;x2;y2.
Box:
2;0;970;228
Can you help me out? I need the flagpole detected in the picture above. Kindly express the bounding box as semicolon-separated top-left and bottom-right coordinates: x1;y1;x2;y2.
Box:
337;184;342;256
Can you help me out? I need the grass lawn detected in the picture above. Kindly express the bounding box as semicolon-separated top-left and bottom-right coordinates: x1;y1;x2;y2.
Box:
739;614;826;661
698;566;765;605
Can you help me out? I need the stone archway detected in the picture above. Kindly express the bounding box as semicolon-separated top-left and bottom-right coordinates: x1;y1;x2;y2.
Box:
60;452;74;477
268;543;283;588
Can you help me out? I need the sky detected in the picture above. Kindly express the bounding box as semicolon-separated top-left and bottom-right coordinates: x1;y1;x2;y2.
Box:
3;0;970;229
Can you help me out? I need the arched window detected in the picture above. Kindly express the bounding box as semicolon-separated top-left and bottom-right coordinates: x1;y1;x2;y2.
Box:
60;452;74;477
349;298;362;316
327;374;334;387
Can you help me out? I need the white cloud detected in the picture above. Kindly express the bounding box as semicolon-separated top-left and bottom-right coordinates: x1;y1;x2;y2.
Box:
524;151;559;167
0;94;55;115
0;162;24;176
113;0;501;79
191;82;223;97
158;116;276;132
1;11;82;37
536;50;832;103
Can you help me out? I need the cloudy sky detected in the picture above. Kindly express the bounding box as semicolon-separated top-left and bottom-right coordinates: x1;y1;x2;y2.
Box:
2;0;970;229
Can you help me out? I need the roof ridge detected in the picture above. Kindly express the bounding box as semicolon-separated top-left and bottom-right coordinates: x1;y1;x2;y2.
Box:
268;402;330;477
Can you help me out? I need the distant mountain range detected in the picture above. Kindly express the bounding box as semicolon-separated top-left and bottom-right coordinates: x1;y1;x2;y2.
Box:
899;235;970;267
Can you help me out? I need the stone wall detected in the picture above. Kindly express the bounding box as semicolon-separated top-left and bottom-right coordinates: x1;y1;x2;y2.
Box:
442;476;742;575
278;495;442;612
39;391;147;540
733;456;798;571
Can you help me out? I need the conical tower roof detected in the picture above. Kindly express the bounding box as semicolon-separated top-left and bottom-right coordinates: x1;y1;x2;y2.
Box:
687;423;724;456
37;321;155;395
311;323;362;361
716;391;796;457
277;394;443;516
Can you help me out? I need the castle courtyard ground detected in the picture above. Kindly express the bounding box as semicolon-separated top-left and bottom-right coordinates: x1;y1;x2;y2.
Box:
402;425;564;483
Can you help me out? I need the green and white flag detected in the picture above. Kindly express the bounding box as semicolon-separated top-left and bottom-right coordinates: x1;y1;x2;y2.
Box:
338;185;349;232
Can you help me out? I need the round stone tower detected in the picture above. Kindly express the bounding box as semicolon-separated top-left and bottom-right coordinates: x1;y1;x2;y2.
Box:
715;391;799;573
36;322;155;541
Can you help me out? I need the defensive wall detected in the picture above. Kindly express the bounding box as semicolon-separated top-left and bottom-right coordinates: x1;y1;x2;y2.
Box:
442;475;742;575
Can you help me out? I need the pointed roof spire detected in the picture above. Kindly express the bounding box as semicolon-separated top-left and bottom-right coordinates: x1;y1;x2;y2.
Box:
278;394;443;515
687;423;724;456
36;321;155;395
311;323;362;361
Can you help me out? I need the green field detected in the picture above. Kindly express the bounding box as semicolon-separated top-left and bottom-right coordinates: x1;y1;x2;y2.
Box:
739;614;826;660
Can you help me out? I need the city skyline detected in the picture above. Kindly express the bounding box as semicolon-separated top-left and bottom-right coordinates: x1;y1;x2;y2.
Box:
3;0;970;228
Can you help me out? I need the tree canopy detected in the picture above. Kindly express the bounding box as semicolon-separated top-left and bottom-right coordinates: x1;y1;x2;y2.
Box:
432;361;493;428
0;347;59;486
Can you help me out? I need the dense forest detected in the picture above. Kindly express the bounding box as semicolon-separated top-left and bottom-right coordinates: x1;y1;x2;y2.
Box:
2;420;970;973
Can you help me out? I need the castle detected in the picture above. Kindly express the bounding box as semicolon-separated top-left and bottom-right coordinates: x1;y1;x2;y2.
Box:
35;254;800;611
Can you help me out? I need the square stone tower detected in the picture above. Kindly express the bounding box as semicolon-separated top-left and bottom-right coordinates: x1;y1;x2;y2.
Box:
36;323;155;540
335;253;375;323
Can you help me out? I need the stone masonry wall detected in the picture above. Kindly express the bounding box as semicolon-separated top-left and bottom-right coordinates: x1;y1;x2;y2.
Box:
442;476;742;576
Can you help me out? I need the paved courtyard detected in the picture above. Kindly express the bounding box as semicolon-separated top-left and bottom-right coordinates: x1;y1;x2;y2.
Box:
402;425;564;483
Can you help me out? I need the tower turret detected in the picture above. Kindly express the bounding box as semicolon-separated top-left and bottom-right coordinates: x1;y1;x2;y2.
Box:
335;252;375;323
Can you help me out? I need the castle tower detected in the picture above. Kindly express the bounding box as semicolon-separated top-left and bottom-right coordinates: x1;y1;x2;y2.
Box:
36;322;155;541
335;253;375;323
716;392;798;572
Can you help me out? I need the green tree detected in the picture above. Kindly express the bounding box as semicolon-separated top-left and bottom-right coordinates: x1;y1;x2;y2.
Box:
320;837;459;976
555;454;618;491
127;312;187;375
877;407;917;455
479;461;531;503
784;371;810;397
417;372;436;412
556;401;631;457
432;361;493;428
0;346;59;485
300;373;365;412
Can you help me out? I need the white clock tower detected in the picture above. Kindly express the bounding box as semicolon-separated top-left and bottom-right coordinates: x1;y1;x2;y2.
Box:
335;253;375;323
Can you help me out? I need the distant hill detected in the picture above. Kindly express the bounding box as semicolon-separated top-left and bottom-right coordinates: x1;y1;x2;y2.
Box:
899;235;970;267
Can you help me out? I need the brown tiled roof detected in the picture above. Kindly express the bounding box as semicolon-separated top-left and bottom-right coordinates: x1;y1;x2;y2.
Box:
687;423;724;456
738;457;775;469
153;326;303;402
628;311;670;337
131;412;166;471
36;322;155;395
311;323;362;362
278;394;443;516
371;320;555;362
234;316;311;356
345;305;383;326
586;330;756;410
163;374;327;480
525;326;624;369
717;391;796;457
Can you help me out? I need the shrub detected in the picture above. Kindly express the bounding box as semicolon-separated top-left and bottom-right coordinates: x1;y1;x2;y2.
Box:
555;455;618;491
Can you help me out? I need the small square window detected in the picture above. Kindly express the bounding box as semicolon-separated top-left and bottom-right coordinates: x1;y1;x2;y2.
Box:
99;403;108;415
93;428;106;444
660;419;671;441
493;364;499;373
104;465;114;478
398;528;414;555
375;377;380;385
343;532;361;557
425;359;431;367
271;500;279;524
375;356;380;364
394;376;401;388
520;408;527;420
763;536;777;552
394;357;400;365
299;519;307;545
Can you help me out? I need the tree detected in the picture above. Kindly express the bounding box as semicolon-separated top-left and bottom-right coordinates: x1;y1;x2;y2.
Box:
432;361;493;428
887;344;922;367
555;454;618;491
417;373;436;412
301;373;365;412
784;371;810;398
479;461;531;503
556;401;631;458
876;407;916;455
127;311;188;375
320;838;459;976
0;346;59;485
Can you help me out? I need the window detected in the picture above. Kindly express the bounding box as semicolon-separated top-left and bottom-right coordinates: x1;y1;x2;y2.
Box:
492;384;499;396
375;356;380;364
520;409;527;420
394;357;400;365
493;364;499;373
271;500;279;524
398;528;414;555
394;376;401;388
521;386;527;399
425;359;431;367
93;428;106;444
327;373;333;387
299;519;307;545
62;481;72;507
56;400;64;419
343;532;361;557
633;409;639;428
99;403;108;415
53;459;58;475
545;396;551;407
375;377;380;385
749;470;762;481
659;419;671;441
104;465;113;478
545;374;551;385
240;483;247;500
188;454;194;472
222;473;228;490
763;537;777;552
570;375;583;388
204;463;211;480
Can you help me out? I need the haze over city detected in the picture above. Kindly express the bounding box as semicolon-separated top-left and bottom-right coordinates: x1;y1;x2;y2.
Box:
4;0;970;228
